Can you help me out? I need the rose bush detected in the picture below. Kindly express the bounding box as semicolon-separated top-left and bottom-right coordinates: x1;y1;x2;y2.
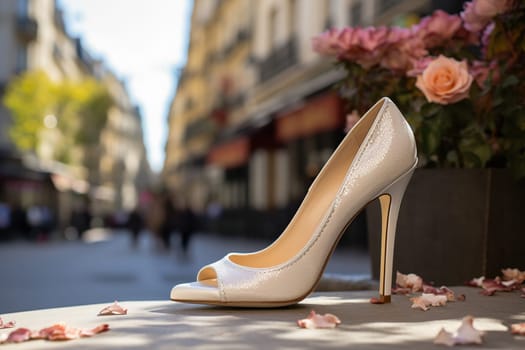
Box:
313;0;525;178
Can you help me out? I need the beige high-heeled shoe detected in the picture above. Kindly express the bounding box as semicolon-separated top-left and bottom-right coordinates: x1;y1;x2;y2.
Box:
170;97;417;307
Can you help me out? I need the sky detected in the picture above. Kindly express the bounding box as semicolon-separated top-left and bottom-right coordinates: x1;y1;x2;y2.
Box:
58;0;193;173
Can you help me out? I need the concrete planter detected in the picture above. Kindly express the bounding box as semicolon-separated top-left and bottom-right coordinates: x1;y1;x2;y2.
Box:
367;168;525;285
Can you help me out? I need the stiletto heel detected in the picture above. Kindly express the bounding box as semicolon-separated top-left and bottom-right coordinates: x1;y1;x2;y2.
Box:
171;97;417;307
377;168;415;303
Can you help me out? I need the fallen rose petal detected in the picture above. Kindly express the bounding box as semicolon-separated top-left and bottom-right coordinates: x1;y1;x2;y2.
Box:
501;268;525;284
98;301;128;316
369;297;386;304
521;287;525;298
501;279;518;288
5;328;32;343
481;278;513;295
456;294;466;302
511;323;525;336
80;324;110;337
396;271;423;292
2;323;109;343
43;323;109;341
466;276;485;287
434;316;484;347
37;323;66;339
392;286;412;295
433;327;455;346
0;316;15;329
297;310;341;329
422;285;458;301
480;288;497;296
410;293;447;311
455;316;484;345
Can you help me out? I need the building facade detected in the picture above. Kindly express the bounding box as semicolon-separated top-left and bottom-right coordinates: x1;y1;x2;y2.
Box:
0;0;151;234
163;0;440;239
98;71;151;215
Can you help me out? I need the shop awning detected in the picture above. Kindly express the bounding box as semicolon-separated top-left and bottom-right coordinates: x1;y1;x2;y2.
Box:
207;137;250;168
276;92;343;142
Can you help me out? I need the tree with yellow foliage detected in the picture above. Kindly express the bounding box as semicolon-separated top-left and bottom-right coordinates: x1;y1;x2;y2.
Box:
3;70;111;166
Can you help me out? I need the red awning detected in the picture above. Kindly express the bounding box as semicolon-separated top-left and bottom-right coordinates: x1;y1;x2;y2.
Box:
207;137;250;168
276;92;343;142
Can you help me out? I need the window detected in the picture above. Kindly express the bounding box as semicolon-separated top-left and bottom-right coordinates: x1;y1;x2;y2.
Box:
269;7;278;50
350;1;363;25
379;0;399;13
288;0;296;36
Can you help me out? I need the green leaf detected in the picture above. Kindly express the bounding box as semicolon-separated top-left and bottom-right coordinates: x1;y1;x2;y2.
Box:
502;75;519;88
421;122;441;156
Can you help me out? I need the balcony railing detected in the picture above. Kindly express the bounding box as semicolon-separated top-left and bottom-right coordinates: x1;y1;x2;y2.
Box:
258;37;298;83
226;93;246;109
16;16;38;42
183;117;216;142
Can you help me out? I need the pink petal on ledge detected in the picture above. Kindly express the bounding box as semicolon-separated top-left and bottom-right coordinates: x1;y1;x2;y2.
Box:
39;323;109;341
511;323;525;336
455;316;484;345
0;317;15;329
3;328;32;343
434;316;484;346
410;293;447;311
480;278;513;296
297;310;341;329
422;285;462;301
501;268;525;284
1;323;109;344
98;301;128;316
521;287;525;298
396;271;423;293
466;276;485;287
391;287;412;295
433;328;455;346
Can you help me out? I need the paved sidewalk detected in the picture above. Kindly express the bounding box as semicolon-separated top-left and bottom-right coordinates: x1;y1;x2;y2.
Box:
0;230;371;313
0;287;523;349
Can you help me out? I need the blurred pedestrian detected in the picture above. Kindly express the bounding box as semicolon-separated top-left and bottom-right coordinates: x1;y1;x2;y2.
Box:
10;203;27;240
159;194;176;251
70;205;91;240
0;201;11;241
178;200;195;258
127;207;143;248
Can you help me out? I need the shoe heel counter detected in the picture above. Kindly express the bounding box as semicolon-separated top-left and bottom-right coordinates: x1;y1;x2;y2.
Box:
385;98;418;166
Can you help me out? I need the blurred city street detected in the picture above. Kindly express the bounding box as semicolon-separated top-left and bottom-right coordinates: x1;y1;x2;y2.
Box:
0;230;371;314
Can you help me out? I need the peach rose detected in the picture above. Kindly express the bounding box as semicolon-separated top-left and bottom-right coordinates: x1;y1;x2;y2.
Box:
415;55;473;104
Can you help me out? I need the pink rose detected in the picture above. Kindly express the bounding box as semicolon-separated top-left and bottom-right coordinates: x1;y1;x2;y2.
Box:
481;22;495;48
380;27;425;71
356;26;389;52
406;56;434;77
415;55;473;104
470;60;499;88
341;27;390;68
414;10;462;48
345;110;360;132
312;28;343;56
473;0;514;17
461;1;488;32
461;0;514;32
